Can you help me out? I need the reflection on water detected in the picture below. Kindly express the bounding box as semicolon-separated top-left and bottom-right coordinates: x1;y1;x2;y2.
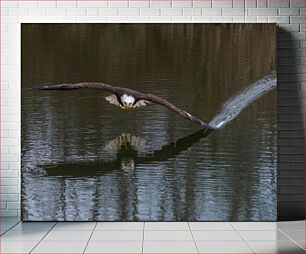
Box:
22;24;276;221
44;129;212;177
104;133;147;157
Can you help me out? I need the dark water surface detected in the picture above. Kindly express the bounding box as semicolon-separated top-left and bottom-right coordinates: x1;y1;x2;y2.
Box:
22;24;277;221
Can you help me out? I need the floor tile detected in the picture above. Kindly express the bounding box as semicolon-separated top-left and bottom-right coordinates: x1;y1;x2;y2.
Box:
85;241;142;253
282;230;305;249
143;241;198;253
144;230;193;241
11;222;55;231
189;222;234;231
249;240;304;253
145;222;189;231
1;225;16;235
0;241;37;253
231;222;276;230
1;228;9;235
239;230;291;241
1;221;21;234
42;230;92;242
1;230;47;242
192;230;242;241
295;240;305;250
282;230;305;241
276;221;305;231
32;241;87;253
90;230;143;241
268;222;278;229
1;221;21;228
1;218;21;223
96;222;143;231
197;241;253;253
52;222;96;231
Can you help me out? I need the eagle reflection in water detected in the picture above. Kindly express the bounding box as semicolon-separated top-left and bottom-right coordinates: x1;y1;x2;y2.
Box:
105;133;146;172
43;129;212;177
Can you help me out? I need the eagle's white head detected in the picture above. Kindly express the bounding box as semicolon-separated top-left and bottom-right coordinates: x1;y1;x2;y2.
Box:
120;94;135;109
105;93;149;110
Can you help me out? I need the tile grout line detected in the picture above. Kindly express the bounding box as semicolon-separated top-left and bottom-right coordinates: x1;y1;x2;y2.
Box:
268;221;277;229
29;222;57;254
276;227;305;251
230;222;256;254
141;222;145;254
83;222;97;254
187;222;200;254
0;220;20;236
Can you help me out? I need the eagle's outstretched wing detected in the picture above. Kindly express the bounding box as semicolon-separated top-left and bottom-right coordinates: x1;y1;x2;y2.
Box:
40;82;213;129
137;93;211;128
41;82;123;94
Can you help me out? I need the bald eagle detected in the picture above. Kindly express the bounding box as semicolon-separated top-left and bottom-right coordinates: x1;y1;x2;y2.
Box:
41;82;212;129
105;93;150;109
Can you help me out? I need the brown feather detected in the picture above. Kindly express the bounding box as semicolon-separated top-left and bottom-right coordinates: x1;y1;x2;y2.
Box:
41;82;212;129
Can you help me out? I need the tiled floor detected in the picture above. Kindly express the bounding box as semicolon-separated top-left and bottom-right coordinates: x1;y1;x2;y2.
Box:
0;218;304;253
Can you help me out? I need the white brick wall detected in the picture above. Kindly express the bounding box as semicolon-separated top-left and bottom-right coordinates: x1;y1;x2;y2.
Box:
0;0;305;218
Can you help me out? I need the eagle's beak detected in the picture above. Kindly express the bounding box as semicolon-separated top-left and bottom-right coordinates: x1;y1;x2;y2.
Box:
124;103;131;110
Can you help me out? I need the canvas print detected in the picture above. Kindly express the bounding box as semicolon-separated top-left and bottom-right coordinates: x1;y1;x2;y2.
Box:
22;24;276;221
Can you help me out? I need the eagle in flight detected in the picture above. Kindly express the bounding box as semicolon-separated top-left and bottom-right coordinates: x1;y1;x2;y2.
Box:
41;82;212;129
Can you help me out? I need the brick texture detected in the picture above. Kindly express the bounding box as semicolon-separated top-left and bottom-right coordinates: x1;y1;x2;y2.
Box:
0;0;304;220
